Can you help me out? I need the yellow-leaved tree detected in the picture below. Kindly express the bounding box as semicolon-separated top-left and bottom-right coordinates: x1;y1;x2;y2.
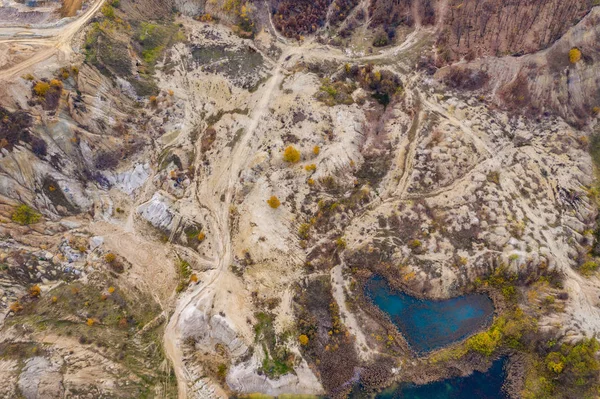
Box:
283;146;301;163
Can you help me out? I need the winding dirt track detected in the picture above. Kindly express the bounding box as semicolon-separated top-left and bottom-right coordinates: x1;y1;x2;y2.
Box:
0;0;104;80
163;44;295;397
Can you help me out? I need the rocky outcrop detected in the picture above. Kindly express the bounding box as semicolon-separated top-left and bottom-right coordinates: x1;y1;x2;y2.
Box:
438;0;593;62
137;192;177;232
438;6;600;126
227;356;323;396
17;357;64;399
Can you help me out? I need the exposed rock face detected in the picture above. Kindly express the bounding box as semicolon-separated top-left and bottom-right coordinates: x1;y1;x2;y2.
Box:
439;7;600;126
175;0;206;16
17;357;64;399
227;357;322;396
437;0;593;61
137;192;177;231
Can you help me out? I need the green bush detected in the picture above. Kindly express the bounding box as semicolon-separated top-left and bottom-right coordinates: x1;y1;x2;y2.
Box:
11;204;41;225
467;325;502;356
580;260;598;276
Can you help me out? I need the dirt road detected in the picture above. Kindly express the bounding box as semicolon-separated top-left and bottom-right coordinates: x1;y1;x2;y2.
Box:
0;0;104;79
163;45;292;398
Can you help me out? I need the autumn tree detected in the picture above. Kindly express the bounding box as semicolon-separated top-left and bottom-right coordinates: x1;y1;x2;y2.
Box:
283;146;301;163
267;196;281;209
299;334;309;345
569;48;582;64
29;285;41;298
33;81;50;97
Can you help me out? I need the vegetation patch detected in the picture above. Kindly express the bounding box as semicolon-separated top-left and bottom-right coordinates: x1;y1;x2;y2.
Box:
272;0;332;39
11;204;41;225
253;312;295;378
295;277;359;396
4;276;173;397
0;107;33;151
84;7;184;97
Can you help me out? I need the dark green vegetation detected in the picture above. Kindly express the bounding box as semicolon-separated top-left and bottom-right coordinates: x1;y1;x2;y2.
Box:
343;235;600;399
434;267;599;399
175;258;193;293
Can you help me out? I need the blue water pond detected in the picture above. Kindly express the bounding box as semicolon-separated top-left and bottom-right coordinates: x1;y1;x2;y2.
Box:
376;357;508;399
365;276;494;353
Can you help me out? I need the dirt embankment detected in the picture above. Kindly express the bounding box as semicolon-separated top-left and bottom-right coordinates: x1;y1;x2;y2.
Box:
59;0;83;17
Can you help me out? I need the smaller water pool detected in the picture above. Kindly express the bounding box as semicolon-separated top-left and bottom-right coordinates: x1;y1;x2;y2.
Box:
365;276;494;353
376;357;508;399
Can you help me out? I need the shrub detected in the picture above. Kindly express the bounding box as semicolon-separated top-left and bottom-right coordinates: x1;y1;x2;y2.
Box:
86;318;95;326
569;48;582;64
267;196;281;209
580;260;598;276
9;302;22;313
283;146;301;163
408;239;422;249
487;171;500;184
313;146;320;155
33;82;50;97
562;339;600;379
95;151;120;170
197;232;206;241
30;137;47;157
108;286;115;294
105;253;116;263
298;223;311;239
546;352;566;374
217;363;228;381
11;204;41;225
51;296;58;303
305;164;316;172
101;4;115;19
373;30;389;47
443;68;489;91
49;79;63;88
29;285;41;298
272;0;331;38
0;107;32;152
299;334;309;345
467;325;502;356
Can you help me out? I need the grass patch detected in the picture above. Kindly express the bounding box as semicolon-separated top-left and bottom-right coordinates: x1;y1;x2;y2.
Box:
254;312;294;378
